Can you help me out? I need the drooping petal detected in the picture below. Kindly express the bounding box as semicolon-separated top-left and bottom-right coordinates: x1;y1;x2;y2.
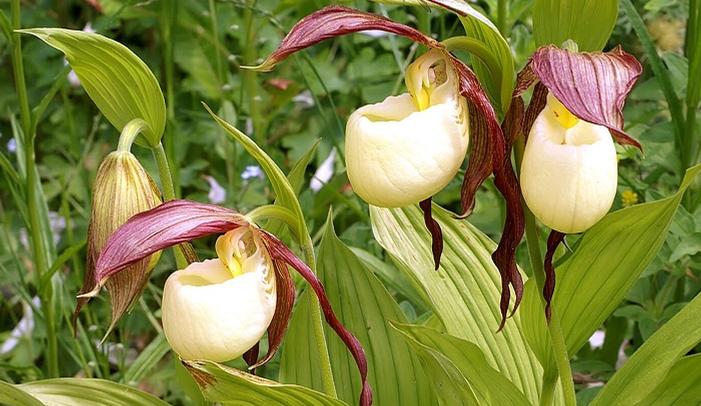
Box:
248;6;439;72
261;231;372;406
89;200;248;291
525;45;643;149
247;257;296;369
419;198;443;270
543;231;565;320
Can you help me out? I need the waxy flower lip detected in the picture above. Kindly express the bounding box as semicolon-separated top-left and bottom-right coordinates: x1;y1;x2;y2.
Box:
90;199;372;406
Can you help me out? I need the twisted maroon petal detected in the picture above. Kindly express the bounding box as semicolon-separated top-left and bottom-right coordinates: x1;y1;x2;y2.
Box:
243;343;260;375
419;198;443;270
543;231;566;320
250;5;439;72
262;231;372;406
91;200;248;288
529;45;643;149
247;257;296;369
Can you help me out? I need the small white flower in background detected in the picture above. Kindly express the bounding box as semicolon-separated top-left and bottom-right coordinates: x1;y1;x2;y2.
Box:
67;23;95;87
95;340;137;367
293;90;315;108
19;211;66;250
588;330;605;349
241;165;264;181
246;118;254;136
360;30;389;38
310;148;337;192
204;175;226;204
0;297;40;355
7;138;16;153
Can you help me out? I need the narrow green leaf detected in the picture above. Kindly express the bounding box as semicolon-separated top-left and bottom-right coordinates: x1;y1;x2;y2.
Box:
204;104;310;243
393;323;531;406
533;0;617;51
19;28;166;144
0;380;43;406
279;212;435;406
541;164;701;358
183;360;346;405
636;354;701;405
122;333;170;384
591;290;701;405
370;204;542;404
17;378;169;405
40;239;86;289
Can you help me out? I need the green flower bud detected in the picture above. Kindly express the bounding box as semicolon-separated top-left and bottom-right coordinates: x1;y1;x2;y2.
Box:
75;151;162;333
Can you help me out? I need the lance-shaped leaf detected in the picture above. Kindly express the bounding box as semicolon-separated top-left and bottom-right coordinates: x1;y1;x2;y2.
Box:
522;45;643;149
90;199;371;406
249;4;525;325
19;28;166;144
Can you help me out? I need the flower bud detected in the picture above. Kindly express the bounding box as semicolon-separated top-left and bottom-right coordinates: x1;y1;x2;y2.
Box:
77;151;162;330
520;93;617;234
161;228;277;361
345;49;469;207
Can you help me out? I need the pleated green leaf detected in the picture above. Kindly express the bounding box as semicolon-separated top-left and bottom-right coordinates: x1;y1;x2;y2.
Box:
533;0;618;51
19;28;166;144
183;360;345;406
9;378;169;405
370;204;542;404
0;380;43;406
540;164;701;358
636;354;701;405
393;323;531;405
591;290;701;405
279;212;435;406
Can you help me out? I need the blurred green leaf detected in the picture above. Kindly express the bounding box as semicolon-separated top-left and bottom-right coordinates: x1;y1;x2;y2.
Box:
122;333;170;385
183;360;346;405
533;0;617;51
20;28;166;145
9;378;170;405
392;323;531;405
0;380;43;406
370;204;542;404
279;212;435;406
636;354;701;405
591;290;701;405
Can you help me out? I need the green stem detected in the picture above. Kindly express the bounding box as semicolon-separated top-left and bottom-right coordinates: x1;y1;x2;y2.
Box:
242;0;264;144
160;0;180;197
11;0;58;378
152;142;188;270
117;119;149;152
442;36;503;82
497;0;507;34
514;137;577;406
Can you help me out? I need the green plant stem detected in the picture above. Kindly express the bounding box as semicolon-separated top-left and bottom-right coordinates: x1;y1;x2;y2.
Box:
442;36;503;82
497;0;507;34
242;0;264;145
514;137;576;406
11;0;58;378
160;0;180;197
152;142;188;270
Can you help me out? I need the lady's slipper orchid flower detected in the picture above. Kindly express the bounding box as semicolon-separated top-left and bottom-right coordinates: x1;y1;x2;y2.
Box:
510;45;643;317
249;5;525;328
161;228;277;362
82;200;371;405
345;49;469;208
520;93;618;234
75;151;162;333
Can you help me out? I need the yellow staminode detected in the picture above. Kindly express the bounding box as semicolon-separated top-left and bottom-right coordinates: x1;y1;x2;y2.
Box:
215;228;248;277
547;93;579;130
